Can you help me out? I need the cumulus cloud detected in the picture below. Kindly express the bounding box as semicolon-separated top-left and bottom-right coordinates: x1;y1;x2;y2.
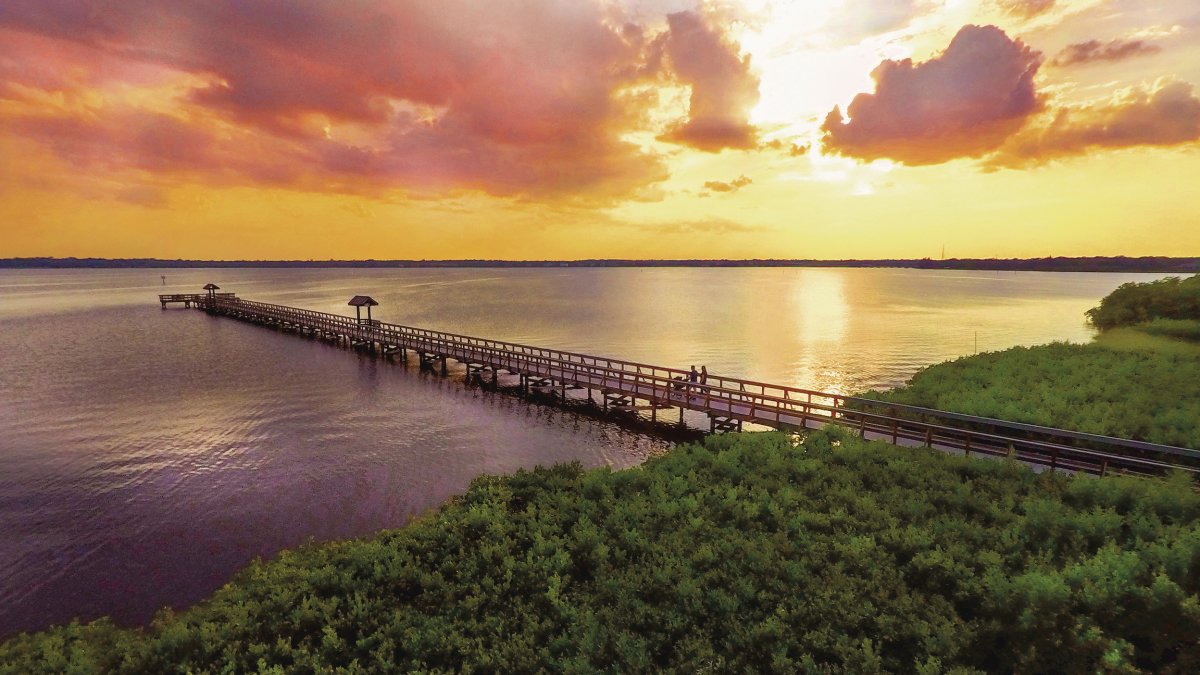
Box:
1052;39;1162;67
656;10;760;152
702;175;752;193
997;0;1056;18
989;79;1200;167
6;105;322;189
821;25;1043;165
0;1;760;202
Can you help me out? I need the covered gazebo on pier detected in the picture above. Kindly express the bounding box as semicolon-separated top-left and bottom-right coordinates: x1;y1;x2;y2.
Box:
348;295;379;324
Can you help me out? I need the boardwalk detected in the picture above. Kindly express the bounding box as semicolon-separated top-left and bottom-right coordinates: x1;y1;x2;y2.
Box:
160;290;1200;479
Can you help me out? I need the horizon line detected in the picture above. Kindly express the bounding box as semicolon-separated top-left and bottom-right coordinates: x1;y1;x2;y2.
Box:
5;255;1200;263
2;255;1199;275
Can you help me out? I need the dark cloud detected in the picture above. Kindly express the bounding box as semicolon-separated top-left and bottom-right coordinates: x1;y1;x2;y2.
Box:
1;1;760;201
656;10;760;152
1052;39;1162;67
989;80;1200;166
822;25;1043;165
8;107;310;188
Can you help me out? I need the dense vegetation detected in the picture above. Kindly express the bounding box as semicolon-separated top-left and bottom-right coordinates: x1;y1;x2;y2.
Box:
1086;275;1200;330
858;341;1200;448
1135;318;1200;343
859;275;1200;447
4;429;1200;673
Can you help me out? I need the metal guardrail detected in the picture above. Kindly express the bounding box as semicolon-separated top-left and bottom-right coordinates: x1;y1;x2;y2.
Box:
167;293;1199;479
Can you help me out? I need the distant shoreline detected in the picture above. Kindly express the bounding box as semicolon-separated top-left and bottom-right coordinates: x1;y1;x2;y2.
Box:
2;256;1198;273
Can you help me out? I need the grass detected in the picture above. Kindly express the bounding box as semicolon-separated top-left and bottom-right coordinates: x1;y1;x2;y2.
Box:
4;429;1200;673
1094;326;1200;355
1132;318;1200;344
858;339;1200;449
1094;326;1200;358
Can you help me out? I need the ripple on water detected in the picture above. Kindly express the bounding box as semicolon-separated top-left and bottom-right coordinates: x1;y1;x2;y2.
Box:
0;268;1164;639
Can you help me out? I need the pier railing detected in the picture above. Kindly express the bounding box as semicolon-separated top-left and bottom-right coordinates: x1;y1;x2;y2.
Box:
161;292;1200;479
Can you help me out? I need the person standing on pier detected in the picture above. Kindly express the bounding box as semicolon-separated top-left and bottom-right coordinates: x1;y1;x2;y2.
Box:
689;366;699;384
700;366;708;386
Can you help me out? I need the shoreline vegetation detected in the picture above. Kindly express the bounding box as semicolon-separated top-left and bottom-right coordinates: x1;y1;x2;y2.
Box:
859;275;1200;449
4;430;1199;672
5;278;1200;672
1085;275;1200;331
2;255;1199;273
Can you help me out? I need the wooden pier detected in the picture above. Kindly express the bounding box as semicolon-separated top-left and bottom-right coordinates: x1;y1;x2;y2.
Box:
160;290;1200;479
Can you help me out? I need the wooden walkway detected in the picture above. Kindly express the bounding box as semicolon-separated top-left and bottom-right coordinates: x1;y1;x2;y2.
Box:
160;292;1200;479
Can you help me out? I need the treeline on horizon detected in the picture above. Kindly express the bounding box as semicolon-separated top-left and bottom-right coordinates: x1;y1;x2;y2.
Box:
3;256;1199;272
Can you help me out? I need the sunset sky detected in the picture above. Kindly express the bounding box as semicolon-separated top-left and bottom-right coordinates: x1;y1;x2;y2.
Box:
2;0;1198;260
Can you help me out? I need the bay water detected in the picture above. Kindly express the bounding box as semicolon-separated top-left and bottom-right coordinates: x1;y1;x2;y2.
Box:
0;267;1169;638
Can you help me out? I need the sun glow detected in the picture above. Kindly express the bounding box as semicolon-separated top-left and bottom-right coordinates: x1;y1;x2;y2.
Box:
0;0;1197;260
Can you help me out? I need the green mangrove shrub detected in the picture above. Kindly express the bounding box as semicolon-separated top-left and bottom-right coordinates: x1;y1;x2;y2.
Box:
859;342;1200;448
4;429;1200;673
1087;275;1200;330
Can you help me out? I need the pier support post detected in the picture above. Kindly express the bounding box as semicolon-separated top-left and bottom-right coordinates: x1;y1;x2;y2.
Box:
441;356;448;376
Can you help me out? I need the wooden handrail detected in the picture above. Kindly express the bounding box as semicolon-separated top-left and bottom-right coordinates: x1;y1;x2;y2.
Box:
176;293;1199;479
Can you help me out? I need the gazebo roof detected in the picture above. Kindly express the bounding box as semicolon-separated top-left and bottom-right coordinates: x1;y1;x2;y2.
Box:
203;283;220;290
348;295;379;307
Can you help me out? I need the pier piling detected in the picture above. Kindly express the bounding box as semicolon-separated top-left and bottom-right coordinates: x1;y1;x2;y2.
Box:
156;287;1200;480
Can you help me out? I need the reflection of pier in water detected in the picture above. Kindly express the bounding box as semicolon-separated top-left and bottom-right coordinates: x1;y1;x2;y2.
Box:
159;287;1200;480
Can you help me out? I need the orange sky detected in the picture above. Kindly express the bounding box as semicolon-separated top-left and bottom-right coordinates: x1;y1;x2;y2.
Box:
2;0;1198;260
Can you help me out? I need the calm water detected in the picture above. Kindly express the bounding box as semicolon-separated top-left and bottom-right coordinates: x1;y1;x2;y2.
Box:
0;267;1171;638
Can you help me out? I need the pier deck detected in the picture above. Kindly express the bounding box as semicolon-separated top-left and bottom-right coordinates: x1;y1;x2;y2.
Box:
160;291;1200;479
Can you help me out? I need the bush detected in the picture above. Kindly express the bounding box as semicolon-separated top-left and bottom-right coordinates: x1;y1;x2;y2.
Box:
4;430;1200;673
858;342;1200;448
1086;275;1200;330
